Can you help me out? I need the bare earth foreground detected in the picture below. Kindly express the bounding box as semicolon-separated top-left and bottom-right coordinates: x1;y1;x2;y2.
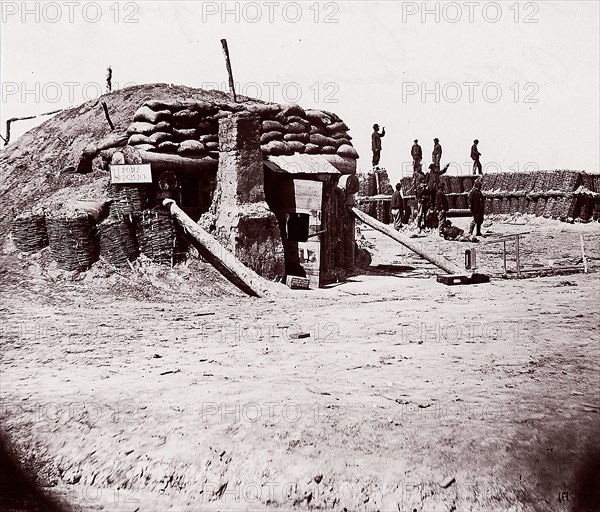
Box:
1;216;599;512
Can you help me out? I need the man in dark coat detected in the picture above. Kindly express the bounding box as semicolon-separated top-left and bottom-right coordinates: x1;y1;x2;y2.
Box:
468;180;485;236
432;138;442;169
371;124;385;168
411;139;422;172
471;139;482;175
427;162;449;208
416;181;429;232
391;183;404;231
436;181;449;236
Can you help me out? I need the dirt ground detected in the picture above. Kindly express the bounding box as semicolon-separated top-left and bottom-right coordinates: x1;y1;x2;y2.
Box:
1;215;599;512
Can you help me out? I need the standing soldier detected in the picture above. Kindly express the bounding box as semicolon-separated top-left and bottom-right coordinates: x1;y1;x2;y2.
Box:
468;180;485;237
106;65;113;93
411;139;422;172
471;139;482;175
416;180;429;233
427;162;449;209
391;183;404;231
371;124;385;168
432;138;442;169
436;181;449;236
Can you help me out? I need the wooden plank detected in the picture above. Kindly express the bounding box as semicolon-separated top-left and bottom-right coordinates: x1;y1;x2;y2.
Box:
292;179;323;211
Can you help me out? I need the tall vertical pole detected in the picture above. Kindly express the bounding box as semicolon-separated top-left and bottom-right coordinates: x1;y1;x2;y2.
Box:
580;234;588;273
220;39;237;103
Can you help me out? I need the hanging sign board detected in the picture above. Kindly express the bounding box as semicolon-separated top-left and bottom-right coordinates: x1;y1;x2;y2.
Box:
110;164;152;184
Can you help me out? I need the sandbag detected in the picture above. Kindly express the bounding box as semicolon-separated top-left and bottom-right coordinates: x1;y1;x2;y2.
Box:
173;109;200;125
285;141;305;153
128;133;152;145
304;143;320;154
262;120;285;132
246;103;280;117
134;144;157;152
326;121;349;133
309;125;325;135
282;104;306;118
304;109;332;126
147;131;172;145
133;105;171;124
283;133;309;143
127;121;169;135
274;111;288;124
321;145;337;154
178;140;206;156
309;133;337;147
285;122;307;134
262;140;293;156
286;115;311;128
157;141;180;152
173;128;198;140
213;110;233;120
199;133;219;143
331;131;352;140
204;141;219;151
260;131;283;144
121;146;143;164
337;144;358;159
333;138;351;148
180;100;218;114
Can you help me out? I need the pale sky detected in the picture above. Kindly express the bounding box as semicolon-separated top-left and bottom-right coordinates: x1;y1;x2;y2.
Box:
1;1;599;183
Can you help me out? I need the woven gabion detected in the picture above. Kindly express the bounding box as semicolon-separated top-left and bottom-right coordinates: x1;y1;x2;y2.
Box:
98;215;139;266
46;211;99;271
11;212;48;252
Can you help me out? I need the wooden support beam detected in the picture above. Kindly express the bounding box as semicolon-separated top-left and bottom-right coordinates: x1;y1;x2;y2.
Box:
220;39;237;103
351;206;466;275
163;198;272;297
101;101;115;130
138;150;218;172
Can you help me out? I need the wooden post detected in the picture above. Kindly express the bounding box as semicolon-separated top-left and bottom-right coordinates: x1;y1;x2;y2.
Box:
101;102;115;130
503;240;507;274
580;234;588;273
515;235;521;278
220;39;237;103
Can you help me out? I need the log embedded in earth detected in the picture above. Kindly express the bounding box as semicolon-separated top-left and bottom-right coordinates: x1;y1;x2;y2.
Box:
138;150;217;172
163;199;270;297
351;206;465;275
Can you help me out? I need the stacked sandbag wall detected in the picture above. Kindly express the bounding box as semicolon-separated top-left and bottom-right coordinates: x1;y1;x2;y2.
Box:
122;100;359;162
358;170;599;224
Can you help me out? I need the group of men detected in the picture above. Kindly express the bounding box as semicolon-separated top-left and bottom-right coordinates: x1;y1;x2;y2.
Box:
391;174;485;239
410;137;483;176
372;125;484;176
373;125;485;238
